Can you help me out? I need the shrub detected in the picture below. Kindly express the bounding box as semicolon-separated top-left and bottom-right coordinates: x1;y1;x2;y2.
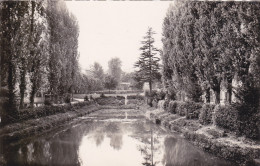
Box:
44;99;52;106
100;93;105;98
64;94;71;103
214;104;239;134
84;95;89;101
157;90;166;100
167;86;176;100
185;101;203;119
145;90;157;98
127;95;144;100
199;104;216;125
152;99;158;108
116;96;125;100
172;101;202;119
15;102;90;122
157;100;165;110
175;102;187;116
167;101;178;113
163;100;170;110
214;104;259;139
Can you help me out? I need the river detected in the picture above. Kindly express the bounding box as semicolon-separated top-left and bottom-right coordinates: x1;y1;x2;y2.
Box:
1;109;235;166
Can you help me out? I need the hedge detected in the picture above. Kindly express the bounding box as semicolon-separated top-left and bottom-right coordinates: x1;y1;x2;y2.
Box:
199;104;216;125
214;104;259;139
93;90;143;94
127;95;144;100
167;101;178;113
184;102;203;119
16;101;92;123
165;101;202;119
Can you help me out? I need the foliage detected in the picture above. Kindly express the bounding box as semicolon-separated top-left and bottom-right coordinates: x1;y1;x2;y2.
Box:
91;62;105;82
3;101;91;124
108;57;122;84
134;27;161;93
127;95;144;100
214;104;259;139
100;93;106;98
183;101;203;119
234;75;259;108
44;99;52;106
132;72;145;90
95;97;124;106
162;1;260;105
84;95;89;101
0;1;80;121
167;101;178;113
198;104;216;125
165;100;202;119
104;75;118;91
47;0;79;103
157;90;166;100
64;93;71;103
144;90;157;98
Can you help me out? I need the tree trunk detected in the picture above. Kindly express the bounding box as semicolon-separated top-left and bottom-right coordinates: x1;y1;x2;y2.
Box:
205;87;210;103
8;61;17;114
214;88;221;104
30;77;36;108
149;80;152;94
226;79;232;104
19;58;26;109
29;1;36;108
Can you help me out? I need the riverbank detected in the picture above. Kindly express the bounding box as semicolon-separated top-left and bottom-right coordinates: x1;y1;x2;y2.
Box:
146;107;260;166
0;97;139;144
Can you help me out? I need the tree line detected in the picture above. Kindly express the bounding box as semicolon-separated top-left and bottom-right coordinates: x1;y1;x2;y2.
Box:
0;1;80;119
162;1;260;107
75;57;145;94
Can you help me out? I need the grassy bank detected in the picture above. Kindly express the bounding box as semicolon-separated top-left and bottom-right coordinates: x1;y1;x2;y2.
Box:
147;101;260;166
0;97;142;143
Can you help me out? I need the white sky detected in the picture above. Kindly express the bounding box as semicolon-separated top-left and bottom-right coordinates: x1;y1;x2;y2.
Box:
65;1;173;73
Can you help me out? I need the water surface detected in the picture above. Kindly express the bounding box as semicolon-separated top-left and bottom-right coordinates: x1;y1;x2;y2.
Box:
2;109;235;166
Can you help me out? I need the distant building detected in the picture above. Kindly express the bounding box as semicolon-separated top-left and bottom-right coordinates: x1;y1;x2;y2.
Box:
117;82;131;90
143;82;162;92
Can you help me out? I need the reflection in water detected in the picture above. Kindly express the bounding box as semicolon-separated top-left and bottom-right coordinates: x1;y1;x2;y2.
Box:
1;115;235;166
162;137;233;166
138;130;162;166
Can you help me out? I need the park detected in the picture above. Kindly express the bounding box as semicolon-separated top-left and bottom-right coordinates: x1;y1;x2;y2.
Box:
0;1;260;166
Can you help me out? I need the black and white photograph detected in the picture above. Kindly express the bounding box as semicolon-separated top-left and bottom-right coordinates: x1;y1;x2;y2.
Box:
0;0;260;165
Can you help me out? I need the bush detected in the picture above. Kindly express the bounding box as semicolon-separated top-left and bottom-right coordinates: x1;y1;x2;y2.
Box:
172;101;202;119
15;101;90;122
96;97;124;106
167;101;178;113
163;100;170;110
185;101;203;119
214;104;259;139
175;102;187;116
64;94;71;103
84;95;89;101
116;96;125;100
157;90;166;100
44;99;52;106
127;95;144;100
100;93;105;98
145;90;157;98
199;104;215;125
94;90;143;94
214;105;239;134
152;99;158;108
